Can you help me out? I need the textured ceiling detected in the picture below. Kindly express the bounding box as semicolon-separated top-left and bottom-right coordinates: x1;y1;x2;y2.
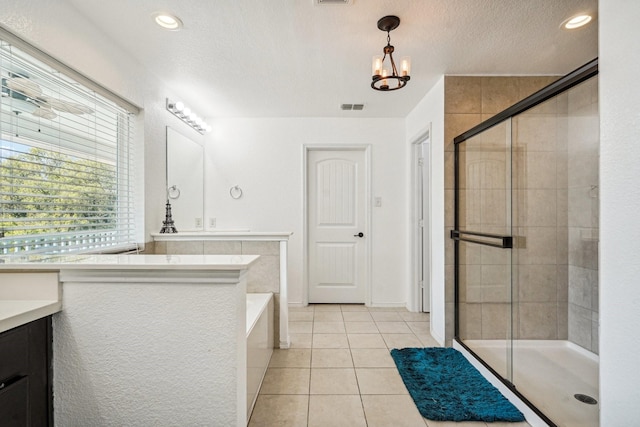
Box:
63;0;598;118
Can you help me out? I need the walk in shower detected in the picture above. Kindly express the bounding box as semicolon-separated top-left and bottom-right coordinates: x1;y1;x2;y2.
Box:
452;60;599;427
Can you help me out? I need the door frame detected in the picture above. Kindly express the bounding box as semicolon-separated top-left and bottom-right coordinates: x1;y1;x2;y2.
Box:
302;144;372;306
410;126;432;313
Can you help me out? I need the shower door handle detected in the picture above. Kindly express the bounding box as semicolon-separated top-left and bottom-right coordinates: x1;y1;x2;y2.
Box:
450;230;512;249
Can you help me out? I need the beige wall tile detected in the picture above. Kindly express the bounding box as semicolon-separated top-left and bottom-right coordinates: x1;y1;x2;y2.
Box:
445;113;482;151
517;264;558;302
481;77;520;114
481;303;510;339
242;241;280;255
246;255;279;293
459;302;482;340
516;227;557;265
445;76;482;114
165;240;204;254
518;302;558;339
202;240;241;254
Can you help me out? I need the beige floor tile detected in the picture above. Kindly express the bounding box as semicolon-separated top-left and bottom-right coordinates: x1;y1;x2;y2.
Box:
488;422;530;427
370;311;403;322
367;306;407;312
310;368;359;394
376;321;413;334
382;333;424;349
314;304;342;311
347;333;387;349
351;348;396;368
308;395;367;427
342;311;374;322
268;349;312;368
248;394;309;427
289;321;313;333
289;311;314;321
345;321;379;334
313;311;344;322
418;334;441;348
312;348;354;368
407;321;431;335
361;394;428;427
398;311;431;322
340;304;369;312
289;305;314;312
260;368;310;394
313;321;346;333
312;333;349;348
425;421;488;427
289;333;312;348
355;368;408;394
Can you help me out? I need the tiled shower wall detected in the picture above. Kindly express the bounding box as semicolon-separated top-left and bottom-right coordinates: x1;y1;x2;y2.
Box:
444;76;560;344
566;78;599;354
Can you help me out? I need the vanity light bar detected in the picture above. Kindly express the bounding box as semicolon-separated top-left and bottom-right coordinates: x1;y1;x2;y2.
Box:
166;98;211;134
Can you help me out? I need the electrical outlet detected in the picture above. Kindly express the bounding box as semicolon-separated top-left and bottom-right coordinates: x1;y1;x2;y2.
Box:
195;217;203;228
209;218;216;228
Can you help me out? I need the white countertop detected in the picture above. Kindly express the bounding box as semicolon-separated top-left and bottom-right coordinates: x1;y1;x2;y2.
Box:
0;300;62;334
0;254;260;270
151;231;293;241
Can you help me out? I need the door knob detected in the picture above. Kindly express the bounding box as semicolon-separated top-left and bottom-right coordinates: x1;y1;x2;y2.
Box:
354;232;364;238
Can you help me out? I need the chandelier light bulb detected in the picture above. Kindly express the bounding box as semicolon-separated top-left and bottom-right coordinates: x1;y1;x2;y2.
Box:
371;16;410;92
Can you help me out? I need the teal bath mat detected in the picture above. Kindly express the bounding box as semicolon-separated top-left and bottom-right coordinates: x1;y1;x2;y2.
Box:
390;347;525;422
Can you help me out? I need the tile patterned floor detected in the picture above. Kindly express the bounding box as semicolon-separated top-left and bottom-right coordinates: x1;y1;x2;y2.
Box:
248;304;531;427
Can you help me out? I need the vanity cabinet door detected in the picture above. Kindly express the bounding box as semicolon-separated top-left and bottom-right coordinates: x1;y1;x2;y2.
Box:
0;317;52;426
0;376;29;426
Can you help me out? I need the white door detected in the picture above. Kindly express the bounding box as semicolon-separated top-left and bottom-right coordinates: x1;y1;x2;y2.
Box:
412;134;431;313
308;149;367;303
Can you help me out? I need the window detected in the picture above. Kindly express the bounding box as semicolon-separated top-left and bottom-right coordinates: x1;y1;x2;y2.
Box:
0;33;138;255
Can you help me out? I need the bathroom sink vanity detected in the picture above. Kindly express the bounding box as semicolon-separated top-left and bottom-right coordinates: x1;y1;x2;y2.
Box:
0;254;260;426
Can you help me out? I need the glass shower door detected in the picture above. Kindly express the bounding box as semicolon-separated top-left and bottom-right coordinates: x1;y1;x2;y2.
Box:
454;119;514;382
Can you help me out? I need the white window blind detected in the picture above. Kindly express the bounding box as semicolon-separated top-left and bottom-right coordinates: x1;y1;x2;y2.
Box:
0;37;137;255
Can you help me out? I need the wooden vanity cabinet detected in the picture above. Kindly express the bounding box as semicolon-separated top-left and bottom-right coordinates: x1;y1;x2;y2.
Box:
0;316;53;426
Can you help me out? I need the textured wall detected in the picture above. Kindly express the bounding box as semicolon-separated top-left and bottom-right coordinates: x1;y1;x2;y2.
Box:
599;1;640;423
53;273;246;426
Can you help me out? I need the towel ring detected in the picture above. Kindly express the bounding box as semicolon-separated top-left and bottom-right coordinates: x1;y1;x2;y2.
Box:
168;185;181;199
230;185;243;199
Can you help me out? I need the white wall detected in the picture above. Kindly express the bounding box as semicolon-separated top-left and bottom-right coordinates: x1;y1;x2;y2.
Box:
599;1;640;424
405;77;445;344
204;117;408;306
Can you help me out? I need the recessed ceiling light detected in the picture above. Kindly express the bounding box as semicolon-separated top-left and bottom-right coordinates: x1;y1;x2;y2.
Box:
153;12;183;31
562;14;593;30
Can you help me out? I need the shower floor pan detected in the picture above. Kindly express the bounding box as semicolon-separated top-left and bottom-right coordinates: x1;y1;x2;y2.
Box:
464;340;599;427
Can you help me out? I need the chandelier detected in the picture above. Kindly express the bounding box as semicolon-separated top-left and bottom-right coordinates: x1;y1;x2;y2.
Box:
371;16;411;91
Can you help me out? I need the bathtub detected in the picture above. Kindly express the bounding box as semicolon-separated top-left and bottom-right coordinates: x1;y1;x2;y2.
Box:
246;293;274;422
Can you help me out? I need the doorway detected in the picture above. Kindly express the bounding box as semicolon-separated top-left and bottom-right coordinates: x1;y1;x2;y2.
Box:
305;147;370;304
412;129;431;313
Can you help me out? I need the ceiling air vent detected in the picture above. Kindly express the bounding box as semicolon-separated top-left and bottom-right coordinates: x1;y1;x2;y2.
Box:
315;0;351;5
341;104;364;111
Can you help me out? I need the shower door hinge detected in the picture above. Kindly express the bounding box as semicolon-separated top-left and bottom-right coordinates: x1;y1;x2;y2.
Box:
419;280;424;289
418;219;424;228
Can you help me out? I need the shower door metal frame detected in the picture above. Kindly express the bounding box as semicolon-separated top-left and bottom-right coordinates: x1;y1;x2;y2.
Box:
452;58;598;426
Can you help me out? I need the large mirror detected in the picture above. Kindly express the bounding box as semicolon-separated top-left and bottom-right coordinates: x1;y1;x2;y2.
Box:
166;127;204;231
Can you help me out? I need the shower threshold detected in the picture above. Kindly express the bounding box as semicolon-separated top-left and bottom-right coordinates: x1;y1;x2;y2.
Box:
459;339;599;427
